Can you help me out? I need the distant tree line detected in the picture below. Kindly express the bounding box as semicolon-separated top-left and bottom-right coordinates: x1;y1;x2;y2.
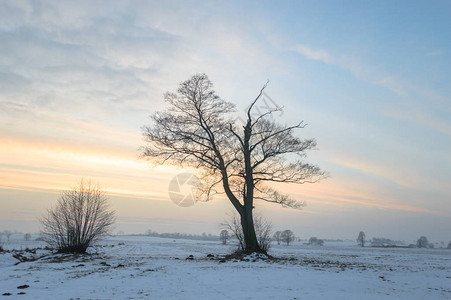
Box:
356;231;449;249
144;229;219;241
371;237;405;247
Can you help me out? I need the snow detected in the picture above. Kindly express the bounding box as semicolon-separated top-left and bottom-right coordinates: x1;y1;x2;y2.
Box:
0;236;450;299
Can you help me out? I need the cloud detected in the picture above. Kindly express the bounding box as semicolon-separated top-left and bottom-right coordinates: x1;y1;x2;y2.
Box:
294;44;332;63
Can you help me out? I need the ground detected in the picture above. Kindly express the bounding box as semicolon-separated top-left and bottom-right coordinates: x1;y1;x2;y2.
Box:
0;235;450;299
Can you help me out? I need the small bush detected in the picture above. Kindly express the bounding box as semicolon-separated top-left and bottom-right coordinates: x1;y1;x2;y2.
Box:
41;179;115;253
254;215;272;253
222;212;272;253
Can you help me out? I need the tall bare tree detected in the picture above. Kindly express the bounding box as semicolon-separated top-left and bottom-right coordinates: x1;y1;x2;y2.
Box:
41;179;115;253
141;74;326;253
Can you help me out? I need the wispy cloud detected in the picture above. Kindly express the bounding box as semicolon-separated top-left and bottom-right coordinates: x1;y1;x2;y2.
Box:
293;44;332;63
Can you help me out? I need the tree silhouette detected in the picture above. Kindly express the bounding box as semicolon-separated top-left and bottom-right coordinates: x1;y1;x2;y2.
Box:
141;74;326;253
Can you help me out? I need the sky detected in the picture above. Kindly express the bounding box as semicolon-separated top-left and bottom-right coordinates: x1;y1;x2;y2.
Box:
0;0;450;243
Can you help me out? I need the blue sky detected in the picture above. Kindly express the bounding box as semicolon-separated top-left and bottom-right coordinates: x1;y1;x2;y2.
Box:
0;0;450;242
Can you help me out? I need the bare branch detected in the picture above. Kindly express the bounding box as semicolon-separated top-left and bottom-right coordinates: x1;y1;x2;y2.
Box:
246;80;269;122
254;185;305;209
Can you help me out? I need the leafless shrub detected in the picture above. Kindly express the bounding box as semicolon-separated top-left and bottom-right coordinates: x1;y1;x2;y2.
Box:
222;212;272;253
41;179;115;253
221;213;245;251
220;230;230;245
254;214;272;252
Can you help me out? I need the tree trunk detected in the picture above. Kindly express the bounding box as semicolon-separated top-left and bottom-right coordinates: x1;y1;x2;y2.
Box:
239;120;262;253
240;207;261;253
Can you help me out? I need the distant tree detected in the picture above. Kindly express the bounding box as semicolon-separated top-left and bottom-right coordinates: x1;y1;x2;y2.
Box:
447;241;451;249
308;237;324;246
417;236;429;248
273;231;282;245
4;230;12;242
141;74;327;253
357;231;366;247
280;230;295;246
24;233;31;241
41;179;116;253
220;230;230;245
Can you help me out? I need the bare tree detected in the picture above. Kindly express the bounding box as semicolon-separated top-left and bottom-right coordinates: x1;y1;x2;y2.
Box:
220;230;229;245
417;236;429;248
308;237;324;246
41;179;115;253
273;231;282;245
280;229;295;246
141;74;326;253
4;231;12;242
357;231;366;247
24;233;31;241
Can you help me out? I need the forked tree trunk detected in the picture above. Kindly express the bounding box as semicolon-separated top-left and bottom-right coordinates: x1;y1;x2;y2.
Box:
239;121;262;253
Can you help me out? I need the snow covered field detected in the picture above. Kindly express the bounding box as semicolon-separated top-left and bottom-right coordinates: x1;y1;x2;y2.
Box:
0;235;450;299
